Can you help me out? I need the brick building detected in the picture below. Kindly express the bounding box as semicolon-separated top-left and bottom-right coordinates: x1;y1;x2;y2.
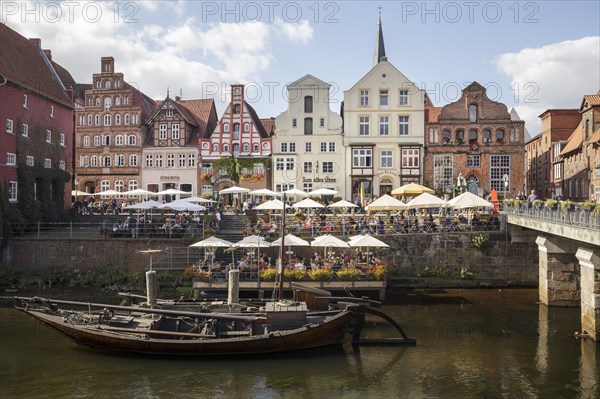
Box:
424;82;525;199
74;57;155;199
0;24;75;218
525;109;580;199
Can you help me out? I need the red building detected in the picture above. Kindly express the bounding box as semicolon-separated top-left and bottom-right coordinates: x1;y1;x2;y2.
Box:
0;24;75;221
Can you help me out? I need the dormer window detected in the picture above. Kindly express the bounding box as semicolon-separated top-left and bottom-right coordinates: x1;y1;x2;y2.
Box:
166;109;173;117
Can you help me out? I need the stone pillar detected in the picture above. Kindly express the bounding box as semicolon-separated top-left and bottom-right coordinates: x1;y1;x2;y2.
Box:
576;248;600;341
228;269;240;305
535;236;580;307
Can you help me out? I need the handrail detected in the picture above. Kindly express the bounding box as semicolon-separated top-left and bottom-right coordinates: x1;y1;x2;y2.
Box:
503;204;600;231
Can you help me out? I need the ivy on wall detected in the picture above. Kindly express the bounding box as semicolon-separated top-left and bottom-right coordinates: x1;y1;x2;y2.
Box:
214;156;267;184
4;119;71;227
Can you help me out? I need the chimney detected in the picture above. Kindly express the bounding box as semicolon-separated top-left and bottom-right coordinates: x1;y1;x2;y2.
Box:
43;49;52;62
175;96;181;101
29;38;41;48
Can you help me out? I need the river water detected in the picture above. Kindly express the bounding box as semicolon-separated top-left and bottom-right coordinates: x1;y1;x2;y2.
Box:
0;289;597;399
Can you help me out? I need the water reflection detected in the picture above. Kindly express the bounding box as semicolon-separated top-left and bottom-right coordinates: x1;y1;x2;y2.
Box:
1;289;598;398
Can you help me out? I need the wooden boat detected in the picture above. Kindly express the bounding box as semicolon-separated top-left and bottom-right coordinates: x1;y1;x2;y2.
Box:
10;296;354;356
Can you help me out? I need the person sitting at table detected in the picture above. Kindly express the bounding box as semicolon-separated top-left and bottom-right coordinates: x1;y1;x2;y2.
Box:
458;214;468;224
267;222;278;235
376;216;385;235
293;258;305;270
304;216;313;230
348;216;357;231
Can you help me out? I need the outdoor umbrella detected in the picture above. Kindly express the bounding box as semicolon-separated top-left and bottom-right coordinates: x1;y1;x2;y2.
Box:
347;233;389;265
122;188;155;197
254;199;284;210
233;235;271;249
92;189;121;196
181;196;214;204
391;183;435;196
328;200;358;209
365;195;408;212
308;188;338;196
249;189;281;197
292;198;325;209
283;188;308;196
446;191;494;209
270;233;310;267
189;236;233;273
124;200;159;210
71;190;89;197
158;200;206;212
156;188;191;196
311;234;349;257
406;193;447;209
219;186;251;195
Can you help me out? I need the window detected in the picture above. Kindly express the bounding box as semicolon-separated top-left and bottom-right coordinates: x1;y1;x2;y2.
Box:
101;156;111;167
303;182;313;192
104;97;112;111
50;106;55;118
275;157;284;171
281;142;296;153
156;154;163;167
399;90;409;105
223;144;229;153
178;154;186;167
483;130;491;143
285;158;295;170
243;143;249;153
320;142;336;152
243;123;250;132
60;133;65;146
433;154;454;191
100;180;110;193
115;114;121;125
23;94;28;108
466;154;481;167
456;130;464;143
104;80;111;89
172;124;180;140
320;142;327;152
94;114;100;125
234;104;240;113
469;104;478;123
188;154;195;167
103;135;110;146
6;153;16;166
322;162;333;173
128;135;136;146
233;143;240;156
304;96;313;113
92;136;100;146
304;118;313;135
115;135;124;146
46;130;52;143
115;96;120;106
22;124;28;137
87;115;92;125
145;155;153;167
124;114;130;125
167;154;175;168
379;116;389;135
213;143;219;152
360;90;369;106
223;123;230;133
381;150;392;168
304;162;313;173
292;118;297;128
166;109;173;117
129;154;138;167
44;158;51;168
496;129;505;143
128;180;138;193
402;149;420;168
90;156;98;167
59;160;65;170
233;124;240;140
328;142;335;152
123;96;128;105
8;181;17;202
352;148;372;167
320;118;325;128
305;142;312;153
490;155;510;192
26;156;34;166
95;97;100;106
398;116;409;135
359;116;370;135
379;90;388;106
79;115;84;125
159;124;167;139
469;130;478;143
6;119;13;134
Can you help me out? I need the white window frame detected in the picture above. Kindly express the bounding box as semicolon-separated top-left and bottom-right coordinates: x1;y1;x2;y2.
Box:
59;160;65;170
115;135;124;146
46;130;52;143
6;119;14;134
172;124;180;140
399;90;409;106
8;181;17;202
303;161;313;173
305;142;312;153
129;154;138;167
379;116;389;136
60;133;65;146
381;150;393;168
402;149;420;168
359;116;369;136
179;154;186;167
322;161;333;174
26;156;34;166
6;153;16;166
399;116;409;135
352;148;372;167
159;124;167;140
22;124;28;137
44;158;51;168
23;94;28;108
359;90;369;106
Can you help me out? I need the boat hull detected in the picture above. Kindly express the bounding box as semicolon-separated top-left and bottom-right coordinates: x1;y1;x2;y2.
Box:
23;309;352;356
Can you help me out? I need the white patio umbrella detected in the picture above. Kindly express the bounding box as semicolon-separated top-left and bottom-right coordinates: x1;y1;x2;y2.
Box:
122;188;155;196
348;233;389;265
92;189;121;196
446;191;494;209
270;233;310;247
365;194;408;212
156;188;191;196
71;190;89;197
311;234;349;258
406;193;448;209
189;236;234;273
181;196;214;204
283;188;308;196
292;198;325;209
328;200;358;209
308;188;338;196
254;199;284;210
219;186;250;195
391;183;435;196
249;189;281;197
158;200;206;212
233;235;271;248
124;201;158;210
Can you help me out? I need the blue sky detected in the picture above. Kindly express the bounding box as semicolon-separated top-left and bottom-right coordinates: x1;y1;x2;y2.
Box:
3;1;599;134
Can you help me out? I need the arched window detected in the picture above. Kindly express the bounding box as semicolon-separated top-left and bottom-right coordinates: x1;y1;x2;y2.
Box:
83;136;90;147
129;154;138;167
304;117;313;135
223;123;230;133
103;97;112;110
94;114;100;125
114;79;120;88
115;96;120;106
304;96;313;113
115;180;124;193
123;96;128;105
104;80;111;89
233;124;240;140
469;130;478;143
103;114;111;126
456;129;464;143
243;123;250;132
223;144;229;153
132;114;137;124
100;180;110;192
253;143;259;153
90;156;98;167
483;129;491;143
103;135;111;146
442;130;451;144
127;135;136;146
115;114;121;125
116;154;125;167
213;143;219;152
233;143;240;156
79;155;87;167
87;114;92;125
79;115;85;126
115;135;124;146
128;180;138;192
496;129;505;143
101;156;112;167
469;104;478;123
243;143;249;152
93;136;101;146
95;97;100;106
124;114;130;125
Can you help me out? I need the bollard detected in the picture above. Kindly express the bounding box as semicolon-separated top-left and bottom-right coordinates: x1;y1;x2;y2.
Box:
228;269;240;305
146;270;157;306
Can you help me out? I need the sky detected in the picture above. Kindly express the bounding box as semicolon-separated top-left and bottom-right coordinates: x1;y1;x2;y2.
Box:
2;0;599;135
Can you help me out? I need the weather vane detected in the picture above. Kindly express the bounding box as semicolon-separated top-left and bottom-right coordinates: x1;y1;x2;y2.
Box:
378;5;382;15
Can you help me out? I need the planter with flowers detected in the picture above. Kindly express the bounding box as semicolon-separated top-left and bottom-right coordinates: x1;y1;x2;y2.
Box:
308;268;334;281
200;172;213;183
336;267;363;281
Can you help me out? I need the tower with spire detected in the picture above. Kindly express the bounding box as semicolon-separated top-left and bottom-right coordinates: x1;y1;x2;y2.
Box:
343;13;426;202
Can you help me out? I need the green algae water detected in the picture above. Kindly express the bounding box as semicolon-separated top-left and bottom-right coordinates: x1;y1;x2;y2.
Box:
1;289;597;399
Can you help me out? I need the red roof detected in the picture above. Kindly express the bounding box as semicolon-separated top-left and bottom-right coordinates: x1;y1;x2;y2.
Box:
560;121;583;155
260;117;276;136
179;99;218;138
0;24;72;107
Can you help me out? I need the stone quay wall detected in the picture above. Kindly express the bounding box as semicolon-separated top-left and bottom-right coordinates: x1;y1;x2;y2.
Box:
1;231;539;287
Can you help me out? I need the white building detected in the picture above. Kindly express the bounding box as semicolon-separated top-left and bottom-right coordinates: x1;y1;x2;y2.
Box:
273;74;344;196
343;16;426;201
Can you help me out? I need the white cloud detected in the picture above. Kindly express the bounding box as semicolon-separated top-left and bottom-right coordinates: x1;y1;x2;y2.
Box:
5;1;313;114
495;36;600;135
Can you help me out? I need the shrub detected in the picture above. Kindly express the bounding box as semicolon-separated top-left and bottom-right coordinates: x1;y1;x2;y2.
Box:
472;233;489;250
336;267;362;281
259;268;277;281
308;268;333;281
560;199;574;210
365;265;386;280
284;268;307;281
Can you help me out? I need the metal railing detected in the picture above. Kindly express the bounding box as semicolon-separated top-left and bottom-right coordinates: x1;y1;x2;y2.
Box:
504;204;600;230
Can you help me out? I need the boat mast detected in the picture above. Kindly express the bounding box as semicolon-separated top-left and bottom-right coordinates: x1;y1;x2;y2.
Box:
278;193;286;300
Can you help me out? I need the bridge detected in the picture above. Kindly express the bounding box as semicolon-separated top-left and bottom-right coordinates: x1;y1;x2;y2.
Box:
505;204;600;341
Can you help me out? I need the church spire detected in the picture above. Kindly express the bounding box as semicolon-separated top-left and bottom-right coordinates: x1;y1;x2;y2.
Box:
373;13;386;66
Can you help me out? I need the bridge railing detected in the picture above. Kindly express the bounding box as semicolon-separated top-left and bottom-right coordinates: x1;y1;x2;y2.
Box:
503;203;600;231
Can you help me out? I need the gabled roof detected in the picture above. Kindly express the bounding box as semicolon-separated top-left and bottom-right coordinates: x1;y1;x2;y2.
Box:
123;82;156;117
287;74;330;88
179;99;218;138
148;97;199;127
560;120;583;156
588;125;600;144
425;106;442;123
345;59;419;94
260;117;276;136
0;24;72;107
245;101;269;138
438;81;511;121
580;90;600;111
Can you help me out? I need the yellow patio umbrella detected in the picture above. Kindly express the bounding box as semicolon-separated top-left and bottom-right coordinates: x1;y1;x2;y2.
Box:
391;183;434;197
